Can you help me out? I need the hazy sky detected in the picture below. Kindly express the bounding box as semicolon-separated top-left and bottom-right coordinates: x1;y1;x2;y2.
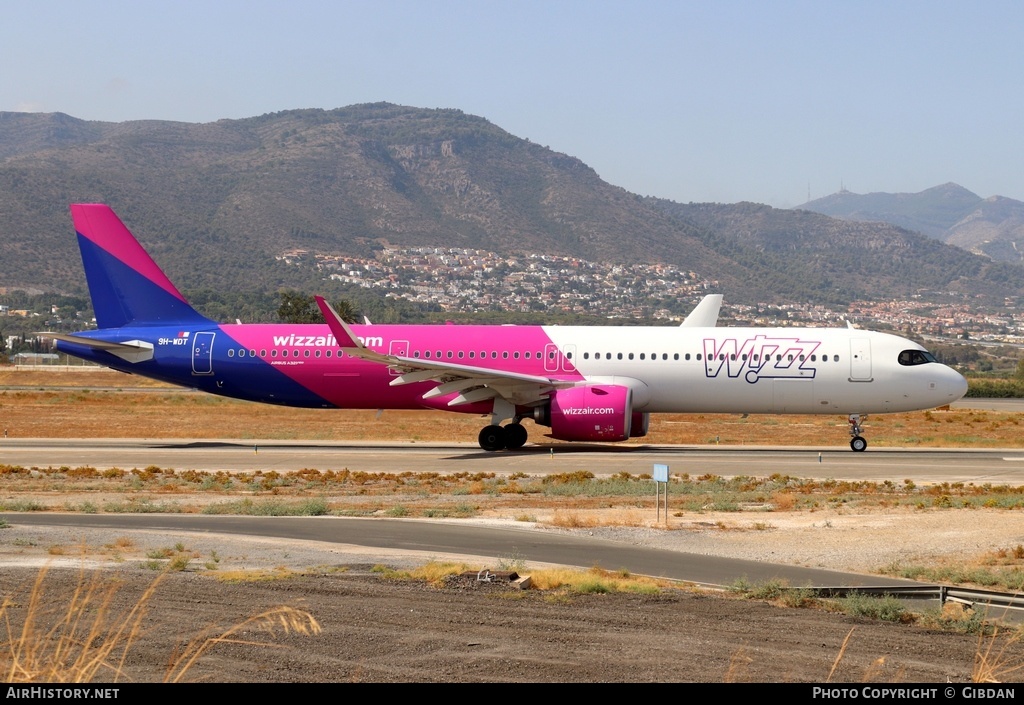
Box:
3;0;1022;207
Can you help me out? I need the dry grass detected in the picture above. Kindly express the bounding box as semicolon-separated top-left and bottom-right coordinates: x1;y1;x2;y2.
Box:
827;628;856;682
163;605;320;683
722;646;753;682
213;568;302;583
0;567;162;682
0;565;319;683
526;565;670;593
973;629;1024;683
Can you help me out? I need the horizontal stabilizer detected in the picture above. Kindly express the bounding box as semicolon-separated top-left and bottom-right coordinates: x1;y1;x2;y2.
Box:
38;333;154;363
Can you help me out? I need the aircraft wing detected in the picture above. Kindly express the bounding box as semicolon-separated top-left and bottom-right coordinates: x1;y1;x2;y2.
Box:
315;297;571;408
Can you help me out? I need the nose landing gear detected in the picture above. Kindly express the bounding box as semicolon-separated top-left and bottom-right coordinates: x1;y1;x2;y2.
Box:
848;414;867;452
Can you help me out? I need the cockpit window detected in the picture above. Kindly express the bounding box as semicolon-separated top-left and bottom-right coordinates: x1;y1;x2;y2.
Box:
898;350;937;366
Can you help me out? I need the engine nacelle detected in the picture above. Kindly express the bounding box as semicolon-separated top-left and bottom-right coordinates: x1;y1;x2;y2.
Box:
629;412;650;438
534;384;633;442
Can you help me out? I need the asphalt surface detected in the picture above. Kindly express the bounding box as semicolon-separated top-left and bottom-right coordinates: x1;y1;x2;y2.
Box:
3;438;1024;485
1;513;915;590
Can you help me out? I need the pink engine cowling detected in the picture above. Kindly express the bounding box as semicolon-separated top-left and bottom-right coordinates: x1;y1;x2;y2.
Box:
543;384;633;442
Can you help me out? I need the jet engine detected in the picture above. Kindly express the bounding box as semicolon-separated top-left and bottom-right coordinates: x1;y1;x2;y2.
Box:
532;384;633;442
630;411;650;438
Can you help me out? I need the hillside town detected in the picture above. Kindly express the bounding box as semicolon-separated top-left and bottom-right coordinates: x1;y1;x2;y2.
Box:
3;245;1024;359
279;245;1024;343
279;246;716;320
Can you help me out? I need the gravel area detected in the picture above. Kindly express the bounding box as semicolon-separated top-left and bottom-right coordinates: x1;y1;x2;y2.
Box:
569;507;1024;574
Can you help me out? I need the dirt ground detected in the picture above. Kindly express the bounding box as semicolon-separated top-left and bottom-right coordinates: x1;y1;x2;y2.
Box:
1;522;1023;684
1;562;1018;684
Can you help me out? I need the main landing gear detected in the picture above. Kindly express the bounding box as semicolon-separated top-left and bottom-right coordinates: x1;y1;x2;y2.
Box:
478;420;528;452
848;414;868;452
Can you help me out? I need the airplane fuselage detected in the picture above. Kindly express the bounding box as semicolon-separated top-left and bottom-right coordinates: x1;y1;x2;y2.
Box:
58;321;965;417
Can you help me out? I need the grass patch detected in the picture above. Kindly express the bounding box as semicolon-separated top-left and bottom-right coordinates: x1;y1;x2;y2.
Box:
102;499;182;514
202;498;329;516
730;577;790;601
881;558;1024;593
0;500;47;512
373;561;472;586
917;602;990;635
527;566;672;594
213;567;300;583
497;552;527;572
829;592;912;623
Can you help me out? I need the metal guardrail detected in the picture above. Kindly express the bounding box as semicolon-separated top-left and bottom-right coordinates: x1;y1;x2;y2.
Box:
807;584;1024;622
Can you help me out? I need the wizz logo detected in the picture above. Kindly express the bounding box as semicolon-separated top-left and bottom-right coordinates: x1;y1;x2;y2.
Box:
703;335;821;383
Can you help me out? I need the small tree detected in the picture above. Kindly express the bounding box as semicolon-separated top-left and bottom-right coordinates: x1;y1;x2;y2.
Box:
330;299;360;324
277;291;321;324
277;292;359;324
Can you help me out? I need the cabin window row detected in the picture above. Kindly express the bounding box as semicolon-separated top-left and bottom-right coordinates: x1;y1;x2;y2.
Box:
225;348;555;360
411;350;550;360
228;348;342;359
579;352;840;362
227;347;841;363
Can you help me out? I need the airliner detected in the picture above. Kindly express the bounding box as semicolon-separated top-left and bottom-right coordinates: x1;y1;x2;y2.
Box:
45;204;968;452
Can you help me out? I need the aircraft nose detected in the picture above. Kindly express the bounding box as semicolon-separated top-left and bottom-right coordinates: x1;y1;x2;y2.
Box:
946;366;968;402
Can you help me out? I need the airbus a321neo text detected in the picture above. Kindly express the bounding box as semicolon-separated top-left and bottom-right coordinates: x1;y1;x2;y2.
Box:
46;204;968;452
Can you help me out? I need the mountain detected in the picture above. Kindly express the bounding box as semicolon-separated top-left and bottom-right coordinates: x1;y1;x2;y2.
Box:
946;196;1024;263
647;199;1021;304
1;105;1022;308
799;183;1024;264
0;105;737;297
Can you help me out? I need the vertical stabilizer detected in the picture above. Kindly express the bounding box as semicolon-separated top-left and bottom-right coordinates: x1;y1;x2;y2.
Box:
71;204;212;328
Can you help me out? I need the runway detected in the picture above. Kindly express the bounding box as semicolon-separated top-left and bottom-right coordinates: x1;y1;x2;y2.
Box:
3;438;1024;485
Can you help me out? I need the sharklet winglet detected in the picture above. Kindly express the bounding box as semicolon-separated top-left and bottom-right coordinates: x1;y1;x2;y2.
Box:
314;296;362;348
679;294;723;328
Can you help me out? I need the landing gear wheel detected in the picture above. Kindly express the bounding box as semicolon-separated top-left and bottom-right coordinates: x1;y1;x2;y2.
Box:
478;425;507;452
847;414;867;452
504;423;528;450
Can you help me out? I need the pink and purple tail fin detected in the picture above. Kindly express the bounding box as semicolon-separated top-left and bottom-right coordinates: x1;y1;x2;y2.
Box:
71;204;212;328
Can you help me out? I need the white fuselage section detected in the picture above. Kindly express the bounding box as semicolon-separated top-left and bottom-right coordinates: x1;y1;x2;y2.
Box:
542;325;966;415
